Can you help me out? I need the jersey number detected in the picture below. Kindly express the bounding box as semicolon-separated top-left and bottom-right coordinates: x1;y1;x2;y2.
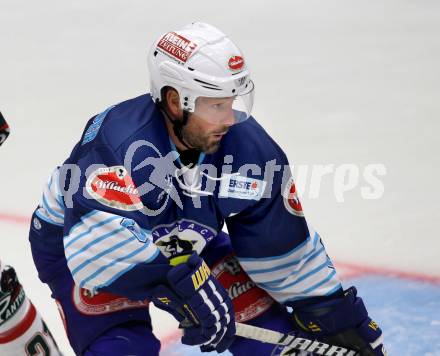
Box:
25;321;58;356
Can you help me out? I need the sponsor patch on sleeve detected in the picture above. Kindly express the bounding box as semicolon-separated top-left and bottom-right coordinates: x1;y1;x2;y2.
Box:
86;166;144;211
72;285;149;315
282;177;304;217
219;174;266;201
212;254;274;322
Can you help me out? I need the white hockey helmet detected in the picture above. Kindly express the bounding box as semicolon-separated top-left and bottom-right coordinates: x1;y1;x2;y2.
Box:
148;22;254;124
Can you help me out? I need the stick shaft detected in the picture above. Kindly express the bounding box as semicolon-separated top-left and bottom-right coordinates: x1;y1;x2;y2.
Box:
235;322;359;356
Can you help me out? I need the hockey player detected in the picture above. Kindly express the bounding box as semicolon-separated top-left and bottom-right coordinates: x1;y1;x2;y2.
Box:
0;262;61;355
28;23;386;355
0;112;61;355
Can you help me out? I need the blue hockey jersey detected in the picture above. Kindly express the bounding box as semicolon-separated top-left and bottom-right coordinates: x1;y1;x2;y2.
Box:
33;93;341;305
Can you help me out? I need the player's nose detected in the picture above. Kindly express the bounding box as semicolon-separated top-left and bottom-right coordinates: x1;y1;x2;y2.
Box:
221;112;235;127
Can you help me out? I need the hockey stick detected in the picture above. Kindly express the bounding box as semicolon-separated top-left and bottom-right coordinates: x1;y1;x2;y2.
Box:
235;322;359;356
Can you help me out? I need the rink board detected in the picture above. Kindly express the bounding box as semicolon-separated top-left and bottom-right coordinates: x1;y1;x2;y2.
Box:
160;272;440;356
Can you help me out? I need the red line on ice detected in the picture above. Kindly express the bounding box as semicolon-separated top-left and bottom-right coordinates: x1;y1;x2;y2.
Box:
0;212;30;225
1;212;439;285
334;261;440;284
160;330;182;350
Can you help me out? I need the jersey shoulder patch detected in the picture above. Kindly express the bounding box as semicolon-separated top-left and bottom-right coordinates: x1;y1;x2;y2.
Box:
82;106;115;145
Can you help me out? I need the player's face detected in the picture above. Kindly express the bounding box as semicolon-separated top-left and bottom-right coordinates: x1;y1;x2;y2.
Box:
182;96;235;154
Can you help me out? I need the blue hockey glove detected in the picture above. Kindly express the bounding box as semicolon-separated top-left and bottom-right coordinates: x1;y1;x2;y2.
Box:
151;253;235;353
289;287;386;356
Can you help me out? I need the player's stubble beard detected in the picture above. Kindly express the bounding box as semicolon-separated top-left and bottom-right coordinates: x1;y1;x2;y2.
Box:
181;116;229;154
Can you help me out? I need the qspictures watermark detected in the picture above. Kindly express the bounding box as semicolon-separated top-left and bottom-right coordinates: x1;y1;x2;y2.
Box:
291;163;386;202
57;140;387;215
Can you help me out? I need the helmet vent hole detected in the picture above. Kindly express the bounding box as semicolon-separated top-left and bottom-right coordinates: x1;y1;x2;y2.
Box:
194;78;220;88
200;86;222;91
153;51;158;57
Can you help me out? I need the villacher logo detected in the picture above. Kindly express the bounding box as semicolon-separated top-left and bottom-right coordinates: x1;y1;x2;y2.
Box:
86;166;144;211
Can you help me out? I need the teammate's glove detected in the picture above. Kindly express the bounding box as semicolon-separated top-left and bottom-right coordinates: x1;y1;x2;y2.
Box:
0;265;20;296
0;111;11;146
151;253;235;353
290;287;386;355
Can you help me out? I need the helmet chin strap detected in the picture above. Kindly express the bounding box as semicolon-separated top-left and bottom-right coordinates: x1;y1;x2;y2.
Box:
159;106;192;150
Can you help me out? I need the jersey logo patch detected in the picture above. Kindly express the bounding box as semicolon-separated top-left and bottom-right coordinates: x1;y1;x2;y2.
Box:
72;286;149;315
282;177;304;217
212;254;274;322
157;32;197;64
219;175;266;201
152;219;214;259
86;166;144;211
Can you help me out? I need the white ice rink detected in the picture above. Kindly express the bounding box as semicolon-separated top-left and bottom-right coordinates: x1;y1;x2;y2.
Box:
1;1;439;354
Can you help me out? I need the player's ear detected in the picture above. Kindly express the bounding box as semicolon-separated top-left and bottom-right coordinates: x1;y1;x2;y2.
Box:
165;89;182;118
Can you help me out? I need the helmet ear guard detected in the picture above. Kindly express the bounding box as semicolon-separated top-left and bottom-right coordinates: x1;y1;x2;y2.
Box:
157;86;192;149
